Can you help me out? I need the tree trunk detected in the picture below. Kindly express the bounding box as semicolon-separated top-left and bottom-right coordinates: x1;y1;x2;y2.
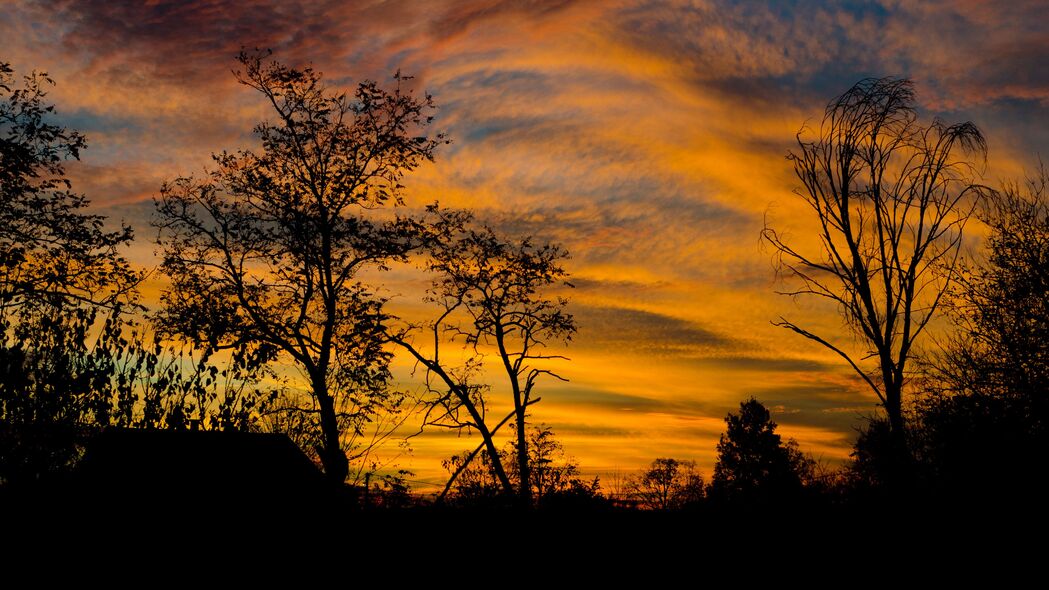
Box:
313;376;348;484
883;380;912;490
515;405;532;509
496;325;533;509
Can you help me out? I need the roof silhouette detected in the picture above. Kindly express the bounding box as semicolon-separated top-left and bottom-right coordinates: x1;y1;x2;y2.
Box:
76;428;326;500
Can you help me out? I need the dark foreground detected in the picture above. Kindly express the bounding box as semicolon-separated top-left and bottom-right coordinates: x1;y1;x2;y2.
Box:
4;484;1043;572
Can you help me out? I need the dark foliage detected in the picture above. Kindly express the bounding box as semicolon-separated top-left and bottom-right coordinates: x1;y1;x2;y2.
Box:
0;62;139;313
895;170;1049;500
0;60;277;487
845;417;910;497
628;457;705;510
708;398;816;504
936;171;1049;403
916;393;1046;501
0;59;139;484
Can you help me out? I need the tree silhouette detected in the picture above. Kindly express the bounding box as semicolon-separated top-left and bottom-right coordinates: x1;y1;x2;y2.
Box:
0;59;142;484
441;445;509;505
914;168;1049;499
516;424;581;500
441;424;599;508
936;169;1049;403
763;77;987;450
708;398;813;503
0;60;139;316
394;221;575;506
153;50;443;483
628;457;704;510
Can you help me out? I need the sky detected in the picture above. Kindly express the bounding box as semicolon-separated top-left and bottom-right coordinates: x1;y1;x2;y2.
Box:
3;0;1048;487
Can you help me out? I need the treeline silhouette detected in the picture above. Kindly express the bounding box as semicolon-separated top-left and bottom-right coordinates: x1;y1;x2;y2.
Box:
2;53;1048;520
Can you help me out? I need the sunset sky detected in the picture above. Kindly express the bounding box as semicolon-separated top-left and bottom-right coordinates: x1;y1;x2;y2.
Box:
3;0;1048;488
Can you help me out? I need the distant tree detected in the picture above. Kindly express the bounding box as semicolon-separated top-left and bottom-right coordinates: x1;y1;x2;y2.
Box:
153;50;444;483
441;446;508;506
394;221;575;507
629;457;705;510
358;469;416;509
762;77;988;454
440;424;598;508
708;398;814;503
518;424;579;499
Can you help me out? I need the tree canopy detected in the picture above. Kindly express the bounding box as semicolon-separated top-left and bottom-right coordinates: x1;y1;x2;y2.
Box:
153;50;444;483
0;60;139;316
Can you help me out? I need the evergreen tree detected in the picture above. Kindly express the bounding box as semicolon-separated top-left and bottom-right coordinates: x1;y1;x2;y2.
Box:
709;398;812;503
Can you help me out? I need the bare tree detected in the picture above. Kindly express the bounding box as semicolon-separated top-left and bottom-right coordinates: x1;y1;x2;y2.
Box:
393;219;575;506
153;50;443;483
762;77;987;446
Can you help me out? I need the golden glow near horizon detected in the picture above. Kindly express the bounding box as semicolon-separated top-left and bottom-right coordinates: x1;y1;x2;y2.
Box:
3;0;1047;486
